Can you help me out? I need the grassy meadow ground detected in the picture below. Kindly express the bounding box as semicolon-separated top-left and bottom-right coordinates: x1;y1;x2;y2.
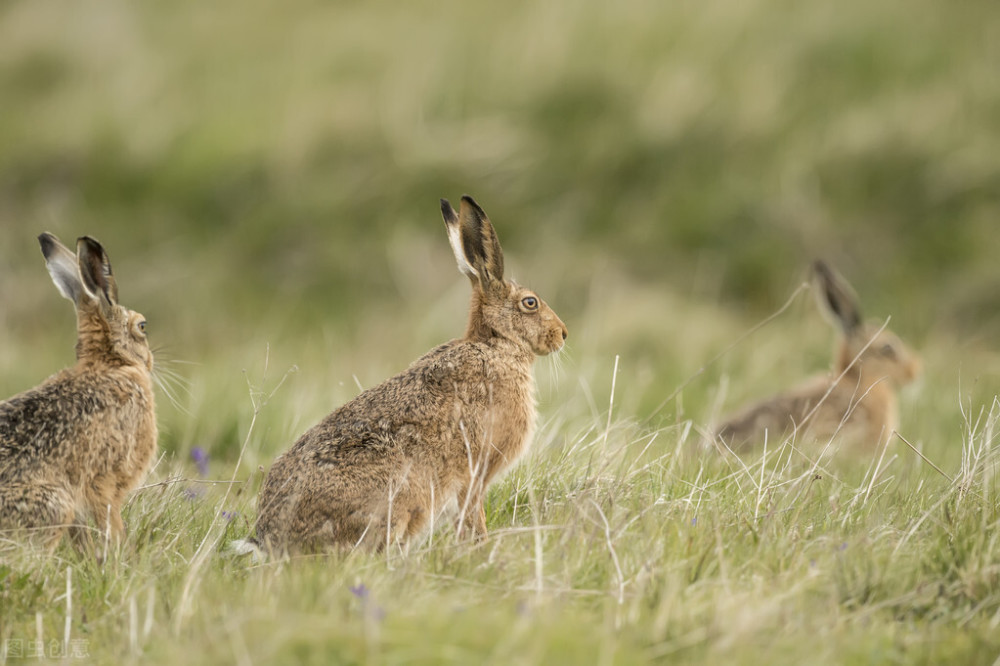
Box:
1;0;1000;663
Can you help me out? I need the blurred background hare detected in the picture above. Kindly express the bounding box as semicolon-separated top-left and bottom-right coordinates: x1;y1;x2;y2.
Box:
714;261;921;451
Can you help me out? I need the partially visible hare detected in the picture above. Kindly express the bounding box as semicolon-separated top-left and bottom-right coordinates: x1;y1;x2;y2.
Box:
714;260;920;450
252;195;568;553
0;234;157;552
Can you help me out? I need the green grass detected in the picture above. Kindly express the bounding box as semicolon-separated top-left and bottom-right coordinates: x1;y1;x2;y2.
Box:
2;0;1000;662
2;285;1000;664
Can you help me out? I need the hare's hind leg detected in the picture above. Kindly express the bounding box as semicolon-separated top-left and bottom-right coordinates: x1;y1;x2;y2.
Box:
0;482;75;552
397;500;432;544
353;499;431;552
345;484;434;552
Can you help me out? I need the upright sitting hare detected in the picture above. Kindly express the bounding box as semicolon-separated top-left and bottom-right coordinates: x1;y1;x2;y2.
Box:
714;260;920;450
253;196;568;552
0;234;157;551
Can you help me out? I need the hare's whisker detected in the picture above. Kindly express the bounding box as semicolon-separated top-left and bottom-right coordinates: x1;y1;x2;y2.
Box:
153;373;191;415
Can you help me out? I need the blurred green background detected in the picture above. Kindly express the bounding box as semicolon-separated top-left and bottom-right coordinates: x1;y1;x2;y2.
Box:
1;0;998;463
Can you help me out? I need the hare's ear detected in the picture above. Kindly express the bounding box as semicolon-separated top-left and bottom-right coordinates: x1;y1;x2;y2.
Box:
812;260;861;335
442;198;478;279
76;236;119;307
460;196;503;285
39;233;85;306
442;195;504;289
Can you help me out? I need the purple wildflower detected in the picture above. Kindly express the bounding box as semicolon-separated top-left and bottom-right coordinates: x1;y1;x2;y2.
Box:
349;583;385;621
191;447;209;477
221;511;237;522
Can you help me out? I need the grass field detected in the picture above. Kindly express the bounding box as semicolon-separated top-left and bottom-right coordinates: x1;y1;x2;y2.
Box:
2;0;1000;663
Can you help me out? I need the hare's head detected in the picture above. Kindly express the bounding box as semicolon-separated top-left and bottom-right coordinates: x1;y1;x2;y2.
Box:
813;260;920;387
441;196;567;356
39;233;153;372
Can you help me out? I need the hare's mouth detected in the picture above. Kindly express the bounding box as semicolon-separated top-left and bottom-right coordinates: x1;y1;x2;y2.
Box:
534;334;566;356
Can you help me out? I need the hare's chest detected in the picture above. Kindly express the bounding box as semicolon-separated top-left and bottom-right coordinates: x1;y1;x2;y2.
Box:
482;374;537;471
106;377;158;475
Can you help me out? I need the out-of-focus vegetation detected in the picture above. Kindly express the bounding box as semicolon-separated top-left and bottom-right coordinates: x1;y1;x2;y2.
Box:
1;0;1000;663
2;0;998;325
1;0;998;453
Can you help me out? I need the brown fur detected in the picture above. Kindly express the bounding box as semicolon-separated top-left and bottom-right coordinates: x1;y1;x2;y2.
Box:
253;196;568;552
714;261;920;450
0;234;157;552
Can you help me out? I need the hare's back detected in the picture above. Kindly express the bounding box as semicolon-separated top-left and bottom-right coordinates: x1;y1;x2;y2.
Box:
717;376;828;446
0;370;150;465
298;340;485;453
0;374;92;459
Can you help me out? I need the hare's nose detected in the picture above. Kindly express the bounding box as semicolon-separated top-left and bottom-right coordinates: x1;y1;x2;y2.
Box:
561;326;568;341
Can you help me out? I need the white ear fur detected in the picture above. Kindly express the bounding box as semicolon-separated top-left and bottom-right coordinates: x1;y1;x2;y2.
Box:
46;254;84;304
441;198;480;279
38;233;88;306
446;220;479;279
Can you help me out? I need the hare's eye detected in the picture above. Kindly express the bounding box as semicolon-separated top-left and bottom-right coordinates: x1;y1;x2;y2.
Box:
880;343;896;359
521;296;538;312
138;321;147;334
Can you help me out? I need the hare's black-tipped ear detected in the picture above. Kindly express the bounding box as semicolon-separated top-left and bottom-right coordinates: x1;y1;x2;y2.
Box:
812;260;861;334
76;236;119;307
39;232;84;306
455;195;504;288
442;196;505;286
442;198;477;279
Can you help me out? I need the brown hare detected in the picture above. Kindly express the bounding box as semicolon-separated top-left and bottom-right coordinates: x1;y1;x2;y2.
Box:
0;234;157;553
251;196;568;553
714;260;920;451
